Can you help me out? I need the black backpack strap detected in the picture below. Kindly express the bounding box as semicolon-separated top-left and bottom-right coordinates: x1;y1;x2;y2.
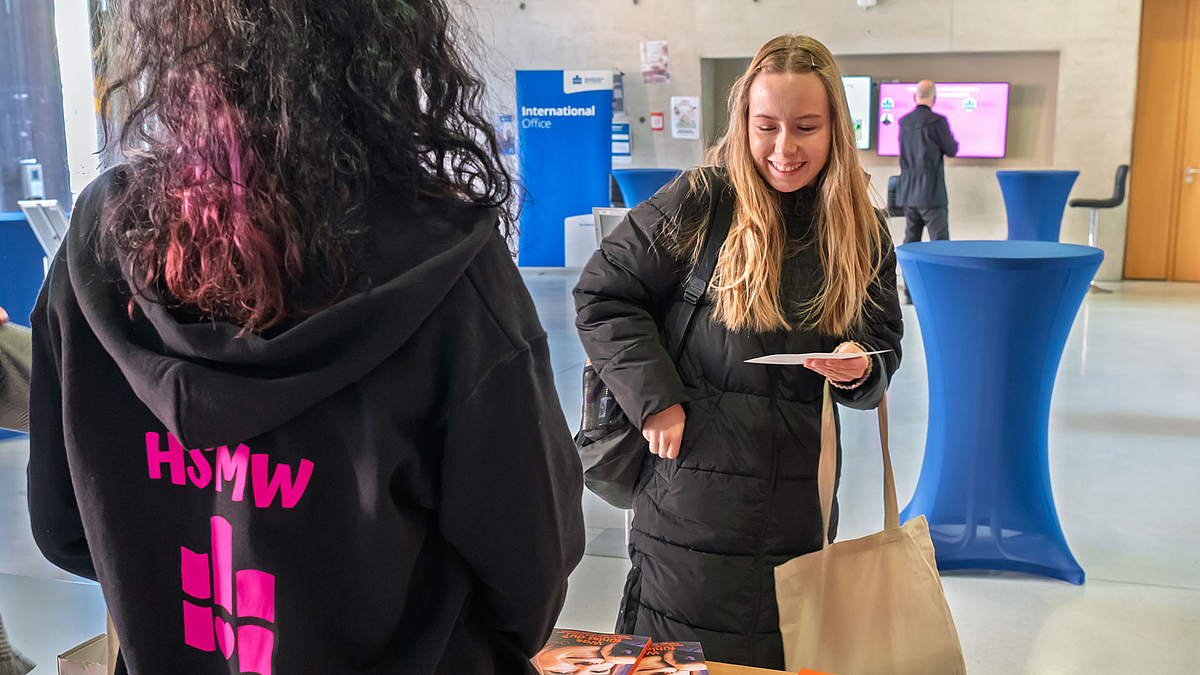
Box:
670;170;734;363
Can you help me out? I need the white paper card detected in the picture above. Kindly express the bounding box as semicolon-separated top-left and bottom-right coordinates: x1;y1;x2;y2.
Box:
745;350;891;365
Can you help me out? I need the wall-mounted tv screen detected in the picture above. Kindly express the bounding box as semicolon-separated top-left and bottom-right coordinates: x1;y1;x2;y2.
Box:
841;76;872;150
876;82;1010;158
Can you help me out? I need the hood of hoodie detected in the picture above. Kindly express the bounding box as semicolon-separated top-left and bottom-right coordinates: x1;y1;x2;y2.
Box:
65;170;500;448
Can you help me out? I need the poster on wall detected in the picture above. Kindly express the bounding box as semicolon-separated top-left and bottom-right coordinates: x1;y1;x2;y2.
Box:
613;72;626;116
640;41;670;84
613;122;632;164
496;115;517;155
671;96;700;140
841;76;872;150
515;69;613;267
650;112;665;131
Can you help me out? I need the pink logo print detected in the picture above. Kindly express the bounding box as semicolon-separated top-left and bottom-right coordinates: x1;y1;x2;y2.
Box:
181;516;276;675
146;433;314;509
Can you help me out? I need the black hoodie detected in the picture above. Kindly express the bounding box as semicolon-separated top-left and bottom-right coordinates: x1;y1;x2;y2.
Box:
27;170;586;675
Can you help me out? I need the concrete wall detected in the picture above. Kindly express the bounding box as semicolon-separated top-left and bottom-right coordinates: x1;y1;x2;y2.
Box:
465;0;1143;279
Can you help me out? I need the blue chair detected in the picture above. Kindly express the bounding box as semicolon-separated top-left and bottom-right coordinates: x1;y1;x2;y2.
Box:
897;240;1103;585
996;170;1080;242
611;168;682;207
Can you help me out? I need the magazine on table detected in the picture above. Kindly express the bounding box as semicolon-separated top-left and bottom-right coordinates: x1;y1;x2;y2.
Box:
631;641;708;674
532;629;651;675
533;630;832;674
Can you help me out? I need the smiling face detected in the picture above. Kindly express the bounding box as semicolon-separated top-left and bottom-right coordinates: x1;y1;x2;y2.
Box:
747;71;832;193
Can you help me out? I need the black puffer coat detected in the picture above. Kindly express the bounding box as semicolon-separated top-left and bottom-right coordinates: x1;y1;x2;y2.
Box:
574;168;903;669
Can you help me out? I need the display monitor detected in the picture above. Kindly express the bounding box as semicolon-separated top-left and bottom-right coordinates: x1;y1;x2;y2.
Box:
876;82;1010;158
841;76;872;150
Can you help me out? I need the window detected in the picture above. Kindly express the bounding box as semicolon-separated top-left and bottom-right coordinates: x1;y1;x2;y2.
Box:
0;0;101;211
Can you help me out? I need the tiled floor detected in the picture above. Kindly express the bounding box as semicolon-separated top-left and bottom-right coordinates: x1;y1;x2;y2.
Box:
1;275;1197;673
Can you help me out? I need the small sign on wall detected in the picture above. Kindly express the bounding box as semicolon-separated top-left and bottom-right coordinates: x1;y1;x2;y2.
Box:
613;122;632;164
650;112;665;131
613;72;626;116
671;96;700;140
640;41;670;84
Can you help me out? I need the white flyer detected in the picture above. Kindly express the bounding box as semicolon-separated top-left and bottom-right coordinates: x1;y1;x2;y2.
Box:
745;350;892;365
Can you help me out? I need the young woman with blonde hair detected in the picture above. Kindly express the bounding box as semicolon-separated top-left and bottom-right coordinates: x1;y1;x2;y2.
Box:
574;34;903;668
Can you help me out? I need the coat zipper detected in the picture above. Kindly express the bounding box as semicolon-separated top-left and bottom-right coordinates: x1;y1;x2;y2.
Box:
748;368;781;664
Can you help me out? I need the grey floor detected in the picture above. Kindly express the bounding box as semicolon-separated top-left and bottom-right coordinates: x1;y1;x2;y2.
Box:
1;276;1198;673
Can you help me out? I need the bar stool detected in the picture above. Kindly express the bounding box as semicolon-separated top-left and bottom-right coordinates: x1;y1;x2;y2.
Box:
1068;164;1129;293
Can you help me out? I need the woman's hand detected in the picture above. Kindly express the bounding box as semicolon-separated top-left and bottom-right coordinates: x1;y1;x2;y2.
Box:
804;342;869;384
642;404;685;459
0;306;7;324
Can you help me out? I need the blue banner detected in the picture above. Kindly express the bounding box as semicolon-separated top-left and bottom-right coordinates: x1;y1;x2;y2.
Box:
516;70;613;267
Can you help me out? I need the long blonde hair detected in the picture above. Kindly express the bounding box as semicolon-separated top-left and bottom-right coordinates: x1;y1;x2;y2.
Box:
695;34;882;335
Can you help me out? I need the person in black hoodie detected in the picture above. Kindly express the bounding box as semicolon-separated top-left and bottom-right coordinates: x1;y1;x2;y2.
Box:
26;1;585;674
574;35;902;668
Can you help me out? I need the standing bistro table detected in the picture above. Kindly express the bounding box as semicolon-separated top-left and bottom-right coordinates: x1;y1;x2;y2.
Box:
996;170;1079;241
896;240;1102;585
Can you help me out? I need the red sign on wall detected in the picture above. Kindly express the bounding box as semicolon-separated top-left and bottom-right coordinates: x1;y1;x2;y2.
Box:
650;112;665;131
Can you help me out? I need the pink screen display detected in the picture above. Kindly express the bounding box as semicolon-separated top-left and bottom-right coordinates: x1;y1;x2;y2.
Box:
876;82;1010;158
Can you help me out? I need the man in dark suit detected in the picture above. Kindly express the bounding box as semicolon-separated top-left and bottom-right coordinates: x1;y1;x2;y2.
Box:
896;80;958;245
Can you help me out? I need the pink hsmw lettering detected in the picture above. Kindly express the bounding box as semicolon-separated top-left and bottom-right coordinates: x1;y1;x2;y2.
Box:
182;517;277;675
146;433;314;508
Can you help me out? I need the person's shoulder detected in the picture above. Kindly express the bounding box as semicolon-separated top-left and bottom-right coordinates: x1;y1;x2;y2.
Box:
59;166;135;282
70;166;129;235
458;229;547;354
638;165;727;228
640;166;714;212
79;165;127;197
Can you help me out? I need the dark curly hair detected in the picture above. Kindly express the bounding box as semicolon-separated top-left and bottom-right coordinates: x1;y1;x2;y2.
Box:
97;0;515;332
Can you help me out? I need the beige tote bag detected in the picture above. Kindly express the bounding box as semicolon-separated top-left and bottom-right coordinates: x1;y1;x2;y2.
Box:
106;614;119;675
0;322;32;433
774;384;966;675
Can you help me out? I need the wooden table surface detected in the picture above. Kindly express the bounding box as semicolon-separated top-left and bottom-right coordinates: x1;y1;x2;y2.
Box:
707;663;793;675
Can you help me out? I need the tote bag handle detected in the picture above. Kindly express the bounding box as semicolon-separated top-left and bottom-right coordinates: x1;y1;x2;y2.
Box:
819;381;900;548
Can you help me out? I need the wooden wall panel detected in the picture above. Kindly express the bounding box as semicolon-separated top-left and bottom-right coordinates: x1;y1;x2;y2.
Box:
1171;1;1200;281
1125;0;1190;279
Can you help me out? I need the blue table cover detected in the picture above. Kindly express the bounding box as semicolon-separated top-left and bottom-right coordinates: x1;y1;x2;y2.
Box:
612;168;681;207
896;240;1103;584
996;170;1079;242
